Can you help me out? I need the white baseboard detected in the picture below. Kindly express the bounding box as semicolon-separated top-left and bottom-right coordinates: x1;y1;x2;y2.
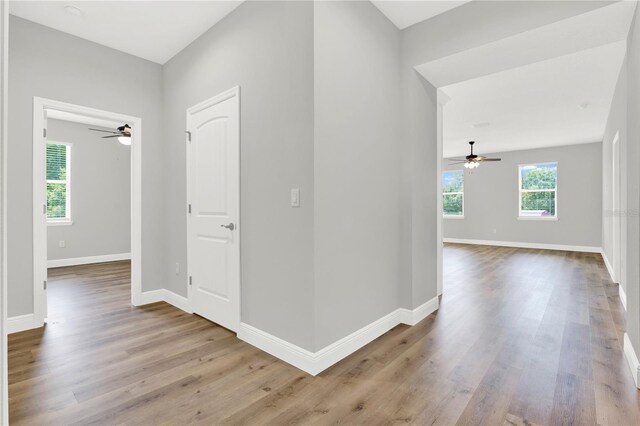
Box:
398;297;440;326
619;285;627;311
138;289;192;314
138;289;164;305
238;296;440;376
602;252;616;282
624;333;640;388
162;289;193;314
48;252;131;268
443;238;602;253
600;252;627;311
7;314;41;334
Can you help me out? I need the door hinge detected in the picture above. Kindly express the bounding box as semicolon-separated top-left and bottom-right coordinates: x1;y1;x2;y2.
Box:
43;128;47;138
188;276;193;286
43;280;47;290
188;204;192;214
185;130;191;142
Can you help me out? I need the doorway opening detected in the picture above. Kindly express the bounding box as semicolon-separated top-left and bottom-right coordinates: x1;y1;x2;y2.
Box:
32;98;143;326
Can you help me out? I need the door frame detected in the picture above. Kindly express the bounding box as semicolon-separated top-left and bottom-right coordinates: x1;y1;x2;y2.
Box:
186;86;241;331
612;131;621;283
1;0;8;422
32;97;143;327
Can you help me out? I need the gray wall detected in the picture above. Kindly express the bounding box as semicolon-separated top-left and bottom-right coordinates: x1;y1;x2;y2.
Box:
162;1;316;351
603;59;628;293
46;119;130;261
443;143;603;248
313;1;402;349
625;3;640;363
8;16;164;317
399;67;437;310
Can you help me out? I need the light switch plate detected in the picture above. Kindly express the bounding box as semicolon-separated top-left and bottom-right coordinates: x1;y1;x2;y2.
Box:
291;188;300;207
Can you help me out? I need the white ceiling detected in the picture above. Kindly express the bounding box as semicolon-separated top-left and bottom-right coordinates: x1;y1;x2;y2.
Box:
442;41;627;158
416;0;636;88
371;0;471;29
9;1;243;64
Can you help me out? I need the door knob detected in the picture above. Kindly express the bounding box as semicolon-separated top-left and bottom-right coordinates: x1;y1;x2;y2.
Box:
220;223;235;231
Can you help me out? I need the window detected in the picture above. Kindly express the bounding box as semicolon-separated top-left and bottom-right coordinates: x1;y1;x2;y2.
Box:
46;143;71;223
443;170;464;217
518;162;557;219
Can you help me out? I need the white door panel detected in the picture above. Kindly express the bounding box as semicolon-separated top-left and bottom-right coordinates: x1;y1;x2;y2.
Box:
187;87;240;332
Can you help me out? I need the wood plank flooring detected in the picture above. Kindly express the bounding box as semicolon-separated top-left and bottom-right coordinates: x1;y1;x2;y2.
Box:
8;244;640;425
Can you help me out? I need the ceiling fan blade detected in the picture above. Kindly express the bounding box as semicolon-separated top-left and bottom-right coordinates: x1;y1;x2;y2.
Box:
447;158;467;162
89;128;119;134
448;161;467;165
480;158;501;162
101;135;121;139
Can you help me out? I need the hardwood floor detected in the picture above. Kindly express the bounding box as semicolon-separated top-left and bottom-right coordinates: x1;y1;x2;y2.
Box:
8;245;640;425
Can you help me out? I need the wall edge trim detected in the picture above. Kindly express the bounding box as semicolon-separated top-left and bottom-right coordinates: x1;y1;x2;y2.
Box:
238;296;440;376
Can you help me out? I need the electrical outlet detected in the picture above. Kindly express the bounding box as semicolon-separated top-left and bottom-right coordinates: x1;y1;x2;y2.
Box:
58;240;65;248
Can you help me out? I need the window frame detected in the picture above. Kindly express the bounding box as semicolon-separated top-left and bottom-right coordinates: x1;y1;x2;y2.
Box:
517;161;558;221
442;169;465;219
46;141;73;226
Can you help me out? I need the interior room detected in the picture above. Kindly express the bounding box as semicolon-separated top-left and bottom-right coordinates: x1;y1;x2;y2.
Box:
44;113;132;328
1;1;640;425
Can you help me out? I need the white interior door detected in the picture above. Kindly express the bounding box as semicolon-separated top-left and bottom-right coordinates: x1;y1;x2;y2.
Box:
187;87;240;332
613;131;621;283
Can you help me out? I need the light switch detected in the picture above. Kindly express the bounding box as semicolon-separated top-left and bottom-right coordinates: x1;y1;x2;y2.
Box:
58;240;65;248
291;188;300;208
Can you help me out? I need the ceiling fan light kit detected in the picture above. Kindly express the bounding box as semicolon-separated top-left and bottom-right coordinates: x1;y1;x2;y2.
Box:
88;124;132;145
449;141;501;169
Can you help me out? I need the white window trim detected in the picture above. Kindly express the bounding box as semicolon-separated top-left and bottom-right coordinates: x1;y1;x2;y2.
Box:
518;162;557;221
46;141;72;225
443;170;464;219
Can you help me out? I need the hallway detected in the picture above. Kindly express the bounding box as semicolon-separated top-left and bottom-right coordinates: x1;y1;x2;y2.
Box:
8;246;640;424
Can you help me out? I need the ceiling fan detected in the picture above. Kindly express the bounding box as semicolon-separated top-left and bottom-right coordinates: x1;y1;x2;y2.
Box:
88;124;132;146
448;141;501;169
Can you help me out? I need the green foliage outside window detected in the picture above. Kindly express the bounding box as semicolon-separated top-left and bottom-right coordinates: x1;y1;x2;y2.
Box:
46;144;69;220
443;170;464;216
520;164;557;217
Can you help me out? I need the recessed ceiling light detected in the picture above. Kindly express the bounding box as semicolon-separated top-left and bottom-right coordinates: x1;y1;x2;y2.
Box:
471;122;491;129
64;5;82;17
578;102;589;110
